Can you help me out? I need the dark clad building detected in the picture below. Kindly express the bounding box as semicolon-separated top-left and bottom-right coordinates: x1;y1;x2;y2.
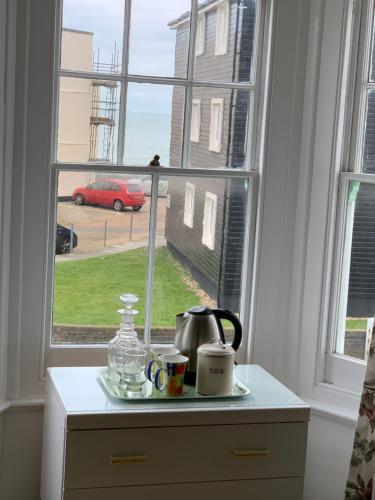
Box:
165;0;256;310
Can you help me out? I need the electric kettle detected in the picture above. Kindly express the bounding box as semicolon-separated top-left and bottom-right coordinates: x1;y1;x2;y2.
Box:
174;306;242;385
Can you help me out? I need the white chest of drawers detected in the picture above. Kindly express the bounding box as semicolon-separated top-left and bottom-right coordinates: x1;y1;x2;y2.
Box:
41;365;310;500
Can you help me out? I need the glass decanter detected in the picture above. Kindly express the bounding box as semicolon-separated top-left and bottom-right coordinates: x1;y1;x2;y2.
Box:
107;293;144;387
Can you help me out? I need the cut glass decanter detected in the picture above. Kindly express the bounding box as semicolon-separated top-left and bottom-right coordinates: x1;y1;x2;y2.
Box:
107;293;144;386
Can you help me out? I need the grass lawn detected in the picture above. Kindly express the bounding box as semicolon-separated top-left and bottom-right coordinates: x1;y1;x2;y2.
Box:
53;247;200;327
346;318;368;330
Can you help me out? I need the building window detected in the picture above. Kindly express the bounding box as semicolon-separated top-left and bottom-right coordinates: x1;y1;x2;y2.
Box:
209;98;224;152
184;183;195;228
195;13;205;56
215;0;229;56
202;192;217;250
190;99;201;143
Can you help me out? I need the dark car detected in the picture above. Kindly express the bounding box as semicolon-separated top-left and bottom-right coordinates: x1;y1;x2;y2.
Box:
56;224;78;254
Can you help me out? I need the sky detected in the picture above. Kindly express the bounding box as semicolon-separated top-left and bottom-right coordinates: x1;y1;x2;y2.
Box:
62;0;190;114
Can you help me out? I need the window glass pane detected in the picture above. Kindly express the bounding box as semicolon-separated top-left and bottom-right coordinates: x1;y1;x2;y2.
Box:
61;0;124;74
362;90;375;173
336;180;375;360
129;0;190;78
151;176;249;344
57;77;120;163
185;87;250;169
125;83;184;167
194;0;257;83
52;170;151;345
370;9;375;82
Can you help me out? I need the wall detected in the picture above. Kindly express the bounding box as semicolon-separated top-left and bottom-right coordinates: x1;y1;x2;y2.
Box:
0;407;43;500
58;29;93;197
165;176;226;299
304;413;355;500
0;1;365;500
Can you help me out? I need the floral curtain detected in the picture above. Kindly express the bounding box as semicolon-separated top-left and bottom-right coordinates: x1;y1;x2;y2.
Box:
345;330;375;499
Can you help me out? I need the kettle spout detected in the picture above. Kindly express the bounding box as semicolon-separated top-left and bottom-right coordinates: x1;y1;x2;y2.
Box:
176;312;189;334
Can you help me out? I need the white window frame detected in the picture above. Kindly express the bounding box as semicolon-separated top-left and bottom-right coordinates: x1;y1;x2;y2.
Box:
215;0;229;56
195;12;205;56
6;0;277;400
202;192;217;250
190;98;201;143
325;0;374;392
184;182;195;228
297;0;375;414
209;98;224;152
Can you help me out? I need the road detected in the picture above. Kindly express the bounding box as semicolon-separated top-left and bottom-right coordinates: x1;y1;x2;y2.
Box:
57;197;166;255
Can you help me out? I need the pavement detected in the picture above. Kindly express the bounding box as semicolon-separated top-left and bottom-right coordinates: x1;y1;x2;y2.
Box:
56;236;166;262
56;198;166;260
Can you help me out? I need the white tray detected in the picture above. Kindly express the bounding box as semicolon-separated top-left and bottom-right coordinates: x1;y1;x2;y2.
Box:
98;368;251;401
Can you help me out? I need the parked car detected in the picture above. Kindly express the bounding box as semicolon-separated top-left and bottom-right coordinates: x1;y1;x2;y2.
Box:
55;224;78;254
72;179;146;212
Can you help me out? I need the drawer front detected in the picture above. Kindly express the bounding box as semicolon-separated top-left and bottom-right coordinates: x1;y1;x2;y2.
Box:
64;422;307;489
63;478;304;500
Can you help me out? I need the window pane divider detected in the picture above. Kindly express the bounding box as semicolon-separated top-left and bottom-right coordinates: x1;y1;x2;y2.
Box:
116;0;132;164
182;0;198;168
51;162;255;178
143;174;159;346
340;171;375;184
57;69;254;91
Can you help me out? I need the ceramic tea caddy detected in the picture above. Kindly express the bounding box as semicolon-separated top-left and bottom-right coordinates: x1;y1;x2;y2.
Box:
196;340;235;396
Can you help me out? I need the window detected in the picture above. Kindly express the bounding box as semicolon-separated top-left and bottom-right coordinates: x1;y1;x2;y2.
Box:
195;13;205;56
111;183;121;192
332;5;375;365
215;0;229;56
190;99;201;143
202;192;217;250
15;0;266;387
184;182;195;228
209;98;224;152
126;183;142;193
313;0;375;394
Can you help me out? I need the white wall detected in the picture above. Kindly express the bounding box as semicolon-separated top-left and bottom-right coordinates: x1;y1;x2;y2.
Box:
0;407;43;500
304;413;355;500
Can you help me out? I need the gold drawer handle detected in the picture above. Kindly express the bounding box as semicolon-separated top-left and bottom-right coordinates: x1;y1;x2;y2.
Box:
232;449;270;457
108;455;148;464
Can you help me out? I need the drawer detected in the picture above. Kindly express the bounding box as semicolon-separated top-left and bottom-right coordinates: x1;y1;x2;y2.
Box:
63;477;304;500
64;422;307;489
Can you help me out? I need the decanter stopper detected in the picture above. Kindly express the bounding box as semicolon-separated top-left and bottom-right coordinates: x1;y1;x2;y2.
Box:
117;293;139;335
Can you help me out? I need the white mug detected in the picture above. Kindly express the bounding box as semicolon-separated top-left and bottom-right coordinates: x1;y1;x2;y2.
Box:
146;346;180;382
152;354;189;396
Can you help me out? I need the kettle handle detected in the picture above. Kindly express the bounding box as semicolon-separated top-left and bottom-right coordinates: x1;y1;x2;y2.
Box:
212;309;242;351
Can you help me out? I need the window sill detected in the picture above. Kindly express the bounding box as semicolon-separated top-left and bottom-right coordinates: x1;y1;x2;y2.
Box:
303;397;357;425
301;379;361;426
0;398;44;414
0;400;11;414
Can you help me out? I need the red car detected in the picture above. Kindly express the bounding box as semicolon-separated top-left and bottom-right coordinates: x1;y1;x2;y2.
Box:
72;179;145;212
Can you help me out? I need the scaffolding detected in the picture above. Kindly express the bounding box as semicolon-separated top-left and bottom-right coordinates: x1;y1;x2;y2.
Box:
89;46;120;163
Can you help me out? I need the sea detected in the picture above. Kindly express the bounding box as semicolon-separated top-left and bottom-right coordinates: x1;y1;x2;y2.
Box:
124;111;172;167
